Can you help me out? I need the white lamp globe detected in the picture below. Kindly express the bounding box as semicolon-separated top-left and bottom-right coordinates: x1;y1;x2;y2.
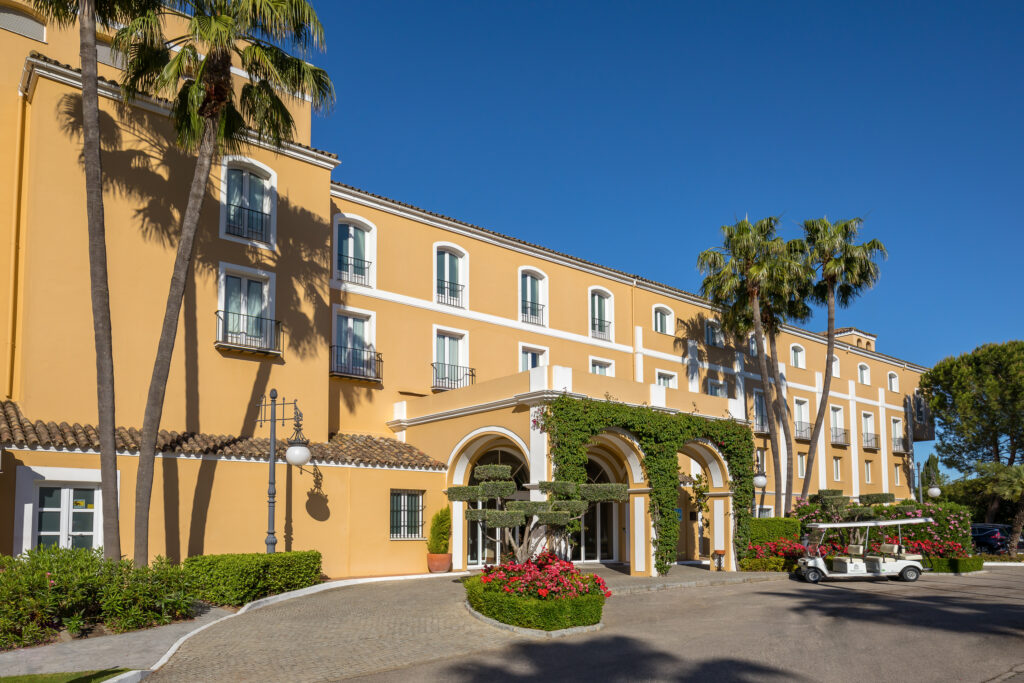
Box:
926;485;941;499
753;473;768;489
285;443;311;467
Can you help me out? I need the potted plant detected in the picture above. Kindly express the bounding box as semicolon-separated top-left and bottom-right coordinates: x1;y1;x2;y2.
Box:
426;506;452;573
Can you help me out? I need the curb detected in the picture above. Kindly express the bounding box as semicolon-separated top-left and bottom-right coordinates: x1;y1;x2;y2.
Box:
463;600;604;639
984;562;1024;567
106;672;150;683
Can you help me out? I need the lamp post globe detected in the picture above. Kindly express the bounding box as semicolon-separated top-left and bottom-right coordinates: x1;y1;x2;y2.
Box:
753;473;768;490
926;485;941;499
286;442;312;467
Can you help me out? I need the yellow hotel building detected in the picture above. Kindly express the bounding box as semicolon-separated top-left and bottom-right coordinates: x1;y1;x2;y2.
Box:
0;3;930;577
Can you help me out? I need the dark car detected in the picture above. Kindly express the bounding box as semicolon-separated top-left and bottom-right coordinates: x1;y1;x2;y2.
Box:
971;524;1022;554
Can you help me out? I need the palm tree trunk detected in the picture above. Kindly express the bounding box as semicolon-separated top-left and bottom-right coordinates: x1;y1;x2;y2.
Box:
1008;498;1024;559
801;283;837;500
767;329;796;515
749;292;784;517
133;118;217;567
79;0;120;560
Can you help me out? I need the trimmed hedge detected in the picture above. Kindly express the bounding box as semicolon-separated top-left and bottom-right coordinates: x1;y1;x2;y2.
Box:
464;576;604;631
922;556;984;574
738;556;795;572
184;551;322;606
748;518;801;545
859;493;896;505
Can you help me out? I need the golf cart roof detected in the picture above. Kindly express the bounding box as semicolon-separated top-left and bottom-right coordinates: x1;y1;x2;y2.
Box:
806;518;934;530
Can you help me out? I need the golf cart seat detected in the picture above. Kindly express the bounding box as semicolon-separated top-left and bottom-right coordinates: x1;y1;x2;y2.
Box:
866;543;900;563
834;544;864;561
898;551;923;561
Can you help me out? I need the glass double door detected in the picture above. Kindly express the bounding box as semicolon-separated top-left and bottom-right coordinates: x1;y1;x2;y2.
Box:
571;459;617;563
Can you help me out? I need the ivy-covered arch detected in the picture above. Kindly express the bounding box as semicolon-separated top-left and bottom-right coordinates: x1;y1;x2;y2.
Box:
538;395;754;575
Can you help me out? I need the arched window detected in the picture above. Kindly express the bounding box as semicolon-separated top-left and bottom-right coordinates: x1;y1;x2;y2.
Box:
519;267;548;326
219;157;277;248
589;287;613;341
435;243;468;308
652;305;673;335
887;372;899;392
334;213;376;288
0;6;46;42
858;363;871;385
790;344;806;369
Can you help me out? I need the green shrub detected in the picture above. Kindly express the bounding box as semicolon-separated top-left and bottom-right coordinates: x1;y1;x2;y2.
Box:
859;493;895;505
921;556;984;573
738;556;793;572
463;576;604;631
185;551;322;606
427;507;451;554
748;518;801;545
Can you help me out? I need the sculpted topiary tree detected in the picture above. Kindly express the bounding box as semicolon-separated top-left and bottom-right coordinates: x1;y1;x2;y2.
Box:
447;464;627;564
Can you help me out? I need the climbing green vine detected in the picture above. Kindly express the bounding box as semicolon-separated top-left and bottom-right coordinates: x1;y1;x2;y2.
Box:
537;395;754;575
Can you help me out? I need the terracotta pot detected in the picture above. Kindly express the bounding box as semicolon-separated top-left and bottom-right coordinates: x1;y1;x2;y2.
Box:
427;553;452;573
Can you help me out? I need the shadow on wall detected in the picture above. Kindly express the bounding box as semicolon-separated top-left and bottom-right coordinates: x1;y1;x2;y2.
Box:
673;314;732;419
441;635;804;682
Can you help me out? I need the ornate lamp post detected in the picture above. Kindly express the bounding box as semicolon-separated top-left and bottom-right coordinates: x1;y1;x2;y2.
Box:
256;389;311;553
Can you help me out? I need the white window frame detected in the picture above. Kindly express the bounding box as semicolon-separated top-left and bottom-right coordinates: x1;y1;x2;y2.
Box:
13;466;114;555
432;324;469;369
797;453;806;479
587;286;614;342
862;411;875;436
790;344;806;369
753;389;768;431
707;378;727;398
793;397;810;424
433;242;469;309
655;369;678;389
891;417;903;440
757;506;775;518
518;342;549;372
517;266;549;327
389;489;425;540
332;212;377;289
217;262;275;345
218;156;277;250
589;355;615;377
864;460;872;484
652;305;674;336
830;405;845;430
332;302;376;349
887;372;899;392
704;320;724;348
894;464;901;487
833;457;842;481
858;363;871;385
832;355;840;378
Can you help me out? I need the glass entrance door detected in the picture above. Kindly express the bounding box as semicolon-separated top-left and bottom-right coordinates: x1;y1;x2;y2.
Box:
467;449;529;567
572;459;617;562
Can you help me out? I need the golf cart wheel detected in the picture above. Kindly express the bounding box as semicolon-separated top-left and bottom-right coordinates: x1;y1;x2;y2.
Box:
804;569;822;584
900;567;921;582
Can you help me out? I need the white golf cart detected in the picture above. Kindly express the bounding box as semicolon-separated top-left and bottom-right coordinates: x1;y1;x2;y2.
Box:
797;518;934;584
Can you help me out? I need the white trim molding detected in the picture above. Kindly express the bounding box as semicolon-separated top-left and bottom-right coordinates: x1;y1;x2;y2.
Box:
332;212;378;290
217;156;278;251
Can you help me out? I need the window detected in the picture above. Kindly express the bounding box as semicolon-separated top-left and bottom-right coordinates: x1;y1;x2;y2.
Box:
590;357;613;376
433;329;471;389
389;490;424;539
520;269;547;325
707;379;726;398
96;41;123;68
704;321;724;348
862;412;877;448
797;453;806;479
887;372;899;392
336;223;371;286
220;158;276;247
332;307;378;380
858;363;870;385
790;344;805;369
753;391;768;433
748;335;758;357
435;247;465;307
36;486;100;549
794;398;810;439
0;6;45;42
894;464;901;487
830;405;846;444
891;417;907;453
757;507;775;518
656;371;677;389
520;344;547;372
832;355;840;377
833;457;842;481
653;306;672;335
217;265;278;353
589;289;612;340
864;460;872;484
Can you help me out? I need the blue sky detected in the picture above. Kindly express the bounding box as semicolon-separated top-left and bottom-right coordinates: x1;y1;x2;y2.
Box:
309;2;1022;472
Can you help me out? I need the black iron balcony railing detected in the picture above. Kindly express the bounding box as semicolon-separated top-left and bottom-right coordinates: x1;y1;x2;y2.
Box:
225;204;271;244
330;346;382;381
831;428;850;445
892;436;909;454
215;310;281;353
863;432;880;449
794;421;813;440
432;362;475;390
336;256;372;286
436;280;464;307
753;420;769;435
591;318;612;340
521;301;545;325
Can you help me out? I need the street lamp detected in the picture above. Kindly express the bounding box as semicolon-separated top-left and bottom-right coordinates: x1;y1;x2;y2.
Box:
752;469;767;516
257;389;311;553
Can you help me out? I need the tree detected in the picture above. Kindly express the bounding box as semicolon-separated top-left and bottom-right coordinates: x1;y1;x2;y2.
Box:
698;217;790;516
920;341;1024;522
114;0;335;565
30;0;156;560
799;217;886;501
978;463;1024;558
446;464;626;564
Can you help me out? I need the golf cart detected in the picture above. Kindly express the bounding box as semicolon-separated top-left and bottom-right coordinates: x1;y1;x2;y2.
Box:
797;518;934;584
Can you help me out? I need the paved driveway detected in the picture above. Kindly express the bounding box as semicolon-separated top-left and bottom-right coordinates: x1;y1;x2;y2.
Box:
151;568;1024;682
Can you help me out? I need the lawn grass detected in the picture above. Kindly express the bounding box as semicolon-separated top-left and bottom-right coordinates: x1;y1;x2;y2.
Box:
0;670;126;683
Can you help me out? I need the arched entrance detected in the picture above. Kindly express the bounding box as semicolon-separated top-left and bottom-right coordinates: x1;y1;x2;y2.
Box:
676;439;736;570
570;456;619;562
466;447;529;567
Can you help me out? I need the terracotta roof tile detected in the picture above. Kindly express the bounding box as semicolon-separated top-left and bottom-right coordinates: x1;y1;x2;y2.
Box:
0;401;444;471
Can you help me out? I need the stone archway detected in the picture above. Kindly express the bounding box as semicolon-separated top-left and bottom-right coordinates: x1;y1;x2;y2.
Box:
678;439;736;570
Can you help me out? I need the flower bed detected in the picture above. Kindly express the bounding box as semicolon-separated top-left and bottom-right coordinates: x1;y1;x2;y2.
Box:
739;536;971;572
464;552;609;631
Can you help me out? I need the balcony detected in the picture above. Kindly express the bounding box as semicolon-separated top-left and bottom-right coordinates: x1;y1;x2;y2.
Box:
436;280;464;308
330;346;382;382
753;420;769;435
794;421;813;440
521;301;545;326
892;436;909;454
225;205;271;245
215;311;281;355
591;318;612;341
831;428;850;446
336;256;372;287
863;432;880;449
432;363;476;391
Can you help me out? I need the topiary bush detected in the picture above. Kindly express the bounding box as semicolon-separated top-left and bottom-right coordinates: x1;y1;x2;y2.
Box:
922;556;984;573
748;518;801;545
427;507;452;554
859;493;896;505
738;556;790;572
185;550;322;606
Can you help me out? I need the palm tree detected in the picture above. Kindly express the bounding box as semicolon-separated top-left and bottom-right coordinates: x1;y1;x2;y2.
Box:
114;0;335;566
30;0;155;560
698;217;789;516
978;463;1024;558
799;218;886;501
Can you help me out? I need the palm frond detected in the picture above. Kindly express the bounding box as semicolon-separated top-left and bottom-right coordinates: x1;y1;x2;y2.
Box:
239;79;295;147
